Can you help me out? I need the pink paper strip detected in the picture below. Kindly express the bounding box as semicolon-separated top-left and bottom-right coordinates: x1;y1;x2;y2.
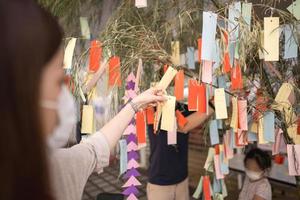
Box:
168;118;177;145
202;60;213;84
238;100;248;131
224;131;234;159
214;155;224;179
287;144;300;176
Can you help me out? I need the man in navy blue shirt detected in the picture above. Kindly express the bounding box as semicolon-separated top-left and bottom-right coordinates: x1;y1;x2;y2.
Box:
146;102;214;200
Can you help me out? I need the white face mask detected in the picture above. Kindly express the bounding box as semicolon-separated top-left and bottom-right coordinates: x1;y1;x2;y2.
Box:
41;85;77;148
245;169;263;181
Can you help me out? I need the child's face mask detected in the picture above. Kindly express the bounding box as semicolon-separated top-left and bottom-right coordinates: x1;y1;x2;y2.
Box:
245;169;263;181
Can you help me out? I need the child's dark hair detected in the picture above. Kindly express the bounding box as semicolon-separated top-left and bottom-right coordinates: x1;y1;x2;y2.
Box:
244;148;272;170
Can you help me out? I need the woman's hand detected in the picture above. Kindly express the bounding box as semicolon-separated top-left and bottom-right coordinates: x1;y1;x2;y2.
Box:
131;87;166;110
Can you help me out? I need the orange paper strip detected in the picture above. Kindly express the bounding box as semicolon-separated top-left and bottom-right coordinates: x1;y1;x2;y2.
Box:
89;40;102;72
223;52;231;73
174;70;184;100
203;176;212;200
197;38;202;62
231;62;243;90
176;110;188;129
146;107;155;125
197;83;207;113
108;56;122;87
215;144;220;155
188;79;198;111
163;64;169;73
136;111;146;144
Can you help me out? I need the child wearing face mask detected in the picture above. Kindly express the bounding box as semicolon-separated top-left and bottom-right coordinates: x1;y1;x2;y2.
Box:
238;148;272;200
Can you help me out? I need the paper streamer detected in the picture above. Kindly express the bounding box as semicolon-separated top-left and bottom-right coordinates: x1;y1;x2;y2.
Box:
122;73;141;199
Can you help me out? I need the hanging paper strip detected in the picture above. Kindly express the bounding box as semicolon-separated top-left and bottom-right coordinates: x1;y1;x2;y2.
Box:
79;17;91;40
187;47;195;69
188;79;198;111
109;56;122;87
231;62;243;90
135;0;147;8
122;73;141;200
197;38;202;62
223;52;231;73
203;176;212;200
197;83;207;113
89;40;102;72
174;70;184;101
146;107;154;125
264;17;280;61
136;111;146;146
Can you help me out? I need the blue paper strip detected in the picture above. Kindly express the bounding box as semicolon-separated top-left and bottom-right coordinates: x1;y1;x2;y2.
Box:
187;47;195;69
119;139;128;175
210;120;220;145
263;111;275;142
201;12;218;61
284;25;298;59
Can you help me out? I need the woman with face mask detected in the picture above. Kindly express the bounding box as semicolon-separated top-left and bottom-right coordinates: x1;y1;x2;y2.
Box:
0;1;165;200
238;148;272;200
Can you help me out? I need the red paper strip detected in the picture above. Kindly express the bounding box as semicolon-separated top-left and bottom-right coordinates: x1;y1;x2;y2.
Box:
163;64;169;73
203;176;212;200
89;40;102;72
174;70;184;100
197;83;207;113
136;111;146;144
146;107;155;125
222;30;229;47
215;144;220;155
223;52;231;73
197;38;202;62
176;110;188;129
109;56;122;87
231;62;243;90
188;79;198;111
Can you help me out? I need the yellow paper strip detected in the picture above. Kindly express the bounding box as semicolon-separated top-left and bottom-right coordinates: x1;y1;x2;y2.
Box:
81;105;94;134
264;17;279;61
258;117;267;144
230;97;238;132
161;96;176;132
214;88;228;119
171;41;180;65
157;66;177;90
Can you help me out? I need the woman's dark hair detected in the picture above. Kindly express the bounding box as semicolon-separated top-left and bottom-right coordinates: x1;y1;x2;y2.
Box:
244;148;272;171
0;0;63;199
